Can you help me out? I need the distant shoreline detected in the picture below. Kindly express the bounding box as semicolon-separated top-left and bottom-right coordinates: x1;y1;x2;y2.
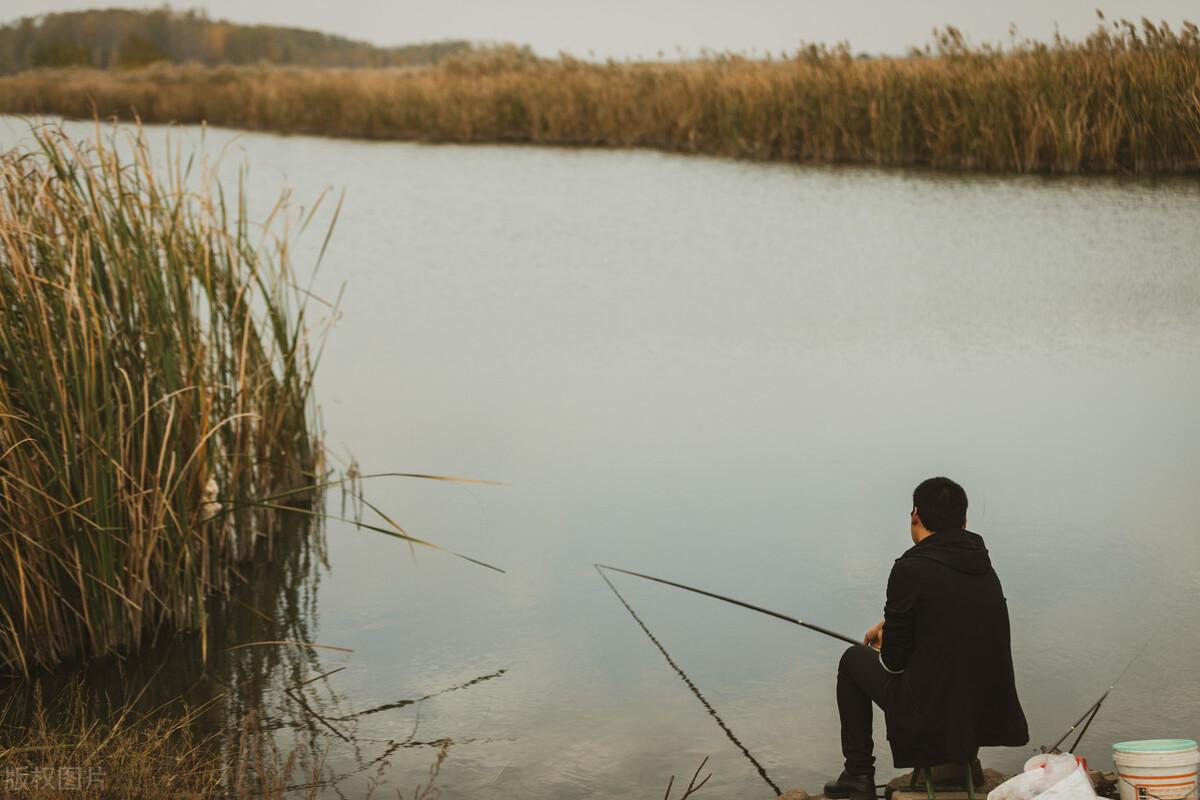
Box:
1;22;1198;175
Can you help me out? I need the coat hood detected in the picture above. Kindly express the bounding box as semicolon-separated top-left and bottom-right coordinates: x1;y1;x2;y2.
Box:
899;528;992;575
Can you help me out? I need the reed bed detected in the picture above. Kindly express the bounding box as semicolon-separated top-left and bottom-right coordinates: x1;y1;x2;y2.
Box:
1;20;1199;173
0;124;324;674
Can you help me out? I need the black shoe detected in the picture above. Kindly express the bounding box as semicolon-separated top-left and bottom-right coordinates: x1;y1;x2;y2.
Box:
824;770;877;800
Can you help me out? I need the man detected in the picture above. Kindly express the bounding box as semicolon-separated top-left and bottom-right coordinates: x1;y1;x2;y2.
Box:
824;477;1029;800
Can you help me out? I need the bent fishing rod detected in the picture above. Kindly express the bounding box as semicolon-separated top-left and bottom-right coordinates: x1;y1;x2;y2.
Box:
595;564;862;648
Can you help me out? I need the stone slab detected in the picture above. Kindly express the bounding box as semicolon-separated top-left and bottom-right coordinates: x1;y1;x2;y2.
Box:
778;767;1009;800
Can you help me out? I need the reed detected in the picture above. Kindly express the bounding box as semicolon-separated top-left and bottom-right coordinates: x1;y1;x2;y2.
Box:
0;123;324;674
0;681;329;798
1;19;1198;173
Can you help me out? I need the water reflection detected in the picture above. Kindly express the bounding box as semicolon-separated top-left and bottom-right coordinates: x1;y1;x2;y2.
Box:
596;566;783;796
0;509;327;785
0;507;507;797
329;669;508;721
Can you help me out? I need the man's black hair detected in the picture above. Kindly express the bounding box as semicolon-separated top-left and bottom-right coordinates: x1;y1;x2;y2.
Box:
912;477;968;533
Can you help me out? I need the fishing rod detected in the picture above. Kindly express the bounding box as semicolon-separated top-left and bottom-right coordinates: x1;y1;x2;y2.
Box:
1047;639;1151;754
595;564;862;648
595;566;783;795
1047;695;1105;754
598;565;1145;761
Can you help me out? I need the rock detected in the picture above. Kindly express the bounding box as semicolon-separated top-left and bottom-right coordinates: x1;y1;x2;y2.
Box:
1089;770;1120;800
777;791;810;800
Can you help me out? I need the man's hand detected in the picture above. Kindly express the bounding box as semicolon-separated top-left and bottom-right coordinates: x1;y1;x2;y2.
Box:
863;618;885;649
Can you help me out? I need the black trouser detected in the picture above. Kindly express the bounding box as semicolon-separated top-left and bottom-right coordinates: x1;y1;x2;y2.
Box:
837;644;894;775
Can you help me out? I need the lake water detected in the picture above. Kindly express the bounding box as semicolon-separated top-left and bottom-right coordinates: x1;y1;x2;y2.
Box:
3;118;1199;799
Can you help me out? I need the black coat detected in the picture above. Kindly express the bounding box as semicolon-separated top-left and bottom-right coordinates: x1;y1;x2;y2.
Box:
879;529;1029;767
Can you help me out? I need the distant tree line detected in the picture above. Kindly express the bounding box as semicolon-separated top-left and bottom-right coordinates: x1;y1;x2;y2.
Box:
0;7;477;73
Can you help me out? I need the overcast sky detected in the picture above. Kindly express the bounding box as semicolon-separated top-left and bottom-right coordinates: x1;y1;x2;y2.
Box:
6;1;1198;58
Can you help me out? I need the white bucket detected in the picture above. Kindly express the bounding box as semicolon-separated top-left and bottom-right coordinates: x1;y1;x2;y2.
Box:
1113;739;1199;800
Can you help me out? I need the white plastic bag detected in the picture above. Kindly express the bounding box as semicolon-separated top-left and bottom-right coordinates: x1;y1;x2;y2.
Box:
987;754;1096;800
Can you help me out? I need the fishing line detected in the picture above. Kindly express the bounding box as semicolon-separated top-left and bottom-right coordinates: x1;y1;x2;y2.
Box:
595;565;783;796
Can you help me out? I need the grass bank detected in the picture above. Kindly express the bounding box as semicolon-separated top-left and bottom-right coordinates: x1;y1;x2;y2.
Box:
1;20;1199;173
0;682;344;798
0;124;325;674
0;682;232;798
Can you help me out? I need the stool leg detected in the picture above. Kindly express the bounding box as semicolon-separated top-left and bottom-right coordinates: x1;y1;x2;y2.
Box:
964;763;976;800
925;773;936;800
